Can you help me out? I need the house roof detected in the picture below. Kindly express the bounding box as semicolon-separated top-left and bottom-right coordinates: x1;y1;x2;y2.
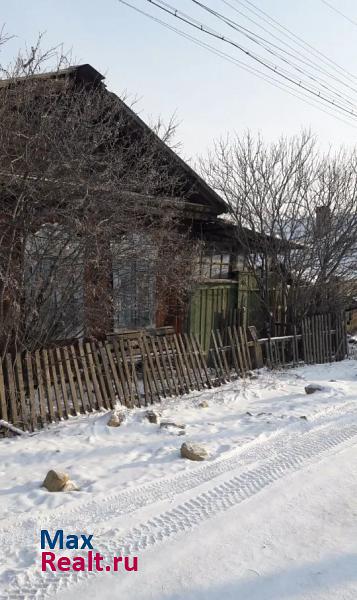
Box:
0;63;227;215
0;64;105;88
194;218;302;252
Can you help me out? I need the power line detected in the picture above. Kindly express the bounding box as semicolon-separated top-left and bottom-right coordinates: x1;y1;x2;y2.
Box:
117;0;357;128
220;0;357;93
190;0;357;109
232;0;357;82
144;0;357;119
320;0;357;28
148;0;357;110
148;0;357;105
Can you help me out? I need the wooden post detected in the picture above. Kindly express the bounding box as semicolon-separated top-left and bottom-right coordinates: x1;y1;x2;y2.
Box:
228;326;240;376
48;348;64;419
15;353;28;428
26;352;37;428
42;349;55;423
34;350;47;425
63;346;81;414
248;326;263;369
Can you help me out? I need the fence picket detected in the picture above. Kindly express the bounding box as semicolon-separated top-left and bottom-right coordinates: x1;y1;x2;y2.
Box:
119;337;136;406
42;349;55;423
78;342;95;411
162;336;179;396
69;345;87;413
15;353;28;428
0;315;347;432
85;342;103;410
0;360;8;422
227;326;240;376
179;334;197;390
34;350;47;424
137;335;156;404
62;346;80;415
151;336;169;396
193;334;212;388
5;355;19;426
238;327;249;372
156;336;173;396
98;341;116;409
111;338;131;406
232;326;245;376
48;348;64;420
216;329;231;381
167;335;185;394
127;339;142;406
242;327;252;370
142;335;162;400
172;334;191;393
183;334;200;390
26;352;37;428
104;341;124;405
327;314;332;362
211;330;226;381
319;315;325;363
301;320;307;363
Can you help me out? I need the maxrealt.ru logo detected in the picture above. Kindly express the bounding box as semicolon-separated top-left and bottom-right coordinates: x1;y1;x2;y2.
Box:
40;530;138;573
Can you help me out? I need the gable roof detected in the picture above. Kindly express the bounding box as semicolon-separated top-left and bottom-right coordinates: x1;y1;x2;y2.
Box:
0;64;104;88
0;63;227;215
112;92;227;214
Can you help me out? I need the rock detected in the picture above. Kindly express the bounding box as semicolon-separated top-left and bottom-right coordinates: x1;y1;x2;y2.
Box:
305;383;324;395
145;410;160;424
160;421;185;430
180;442;209;461
42;470;69;492
198;400;209;408
107;411;125;427
62;480;80;492
300;415;308;421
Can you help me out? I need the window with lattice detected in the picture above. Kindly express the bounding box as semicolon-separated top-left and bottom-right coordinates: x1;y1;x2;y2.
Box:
112;236;156;329
197;251;231;279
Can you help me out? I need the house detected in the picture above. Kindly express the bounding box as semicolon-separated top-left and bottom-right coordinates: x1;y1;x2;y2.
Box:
0;64;273;355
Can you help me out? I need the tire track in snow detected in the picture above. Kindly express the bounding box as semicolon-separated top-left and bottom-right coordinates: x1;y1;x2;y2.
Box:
3;414;357;599
1;398;355;552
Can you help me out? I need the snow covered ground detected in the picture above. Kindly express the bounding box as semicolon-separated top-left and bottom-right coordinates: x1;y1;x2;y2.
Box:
1;360;357;599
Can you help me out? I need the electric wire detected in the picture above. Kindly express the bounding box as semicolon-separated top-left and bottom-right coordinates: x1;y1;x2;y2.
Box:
117;0;357;128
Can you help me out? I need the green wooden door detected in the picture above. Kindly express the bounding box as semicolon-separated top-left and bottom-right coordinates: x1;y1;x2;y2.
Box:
188;282;238;354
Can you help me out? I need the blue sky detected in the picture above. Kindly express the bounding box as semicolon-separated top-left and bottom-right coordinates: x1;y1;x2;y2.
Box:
2;0;357;161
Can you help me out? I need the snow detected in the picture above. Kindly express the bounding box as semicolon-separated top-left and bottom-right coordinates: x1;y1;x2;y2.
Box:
71;440;357;600
1;360;357;598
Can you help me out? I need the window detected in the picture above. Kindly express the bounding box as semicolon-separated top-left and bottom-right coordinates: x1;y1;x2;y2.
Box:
198;252;231;279
112;235;156;329
24;224;84;341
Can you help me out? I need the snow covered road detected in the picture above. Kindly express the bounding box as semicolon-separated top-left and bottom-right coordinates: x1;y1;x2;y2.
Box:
73;434;357;600
1;361;357;599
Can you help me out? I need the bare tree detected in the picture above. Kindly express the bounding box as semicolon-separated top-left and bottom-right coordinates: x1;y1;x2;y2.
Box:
0;37;197;356
200;131;357;334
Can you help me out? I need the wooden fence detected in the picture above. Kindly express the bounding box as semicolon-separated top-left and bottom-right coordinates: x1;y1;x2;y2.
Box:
208;312;348;382
0;312;348;433
301;313;348;364
208;325;255;384
0;328;211;432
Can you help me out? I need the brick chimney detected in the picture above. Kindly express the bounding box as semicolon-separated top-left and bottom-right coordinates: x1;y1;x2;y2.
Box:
316;206;331;236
